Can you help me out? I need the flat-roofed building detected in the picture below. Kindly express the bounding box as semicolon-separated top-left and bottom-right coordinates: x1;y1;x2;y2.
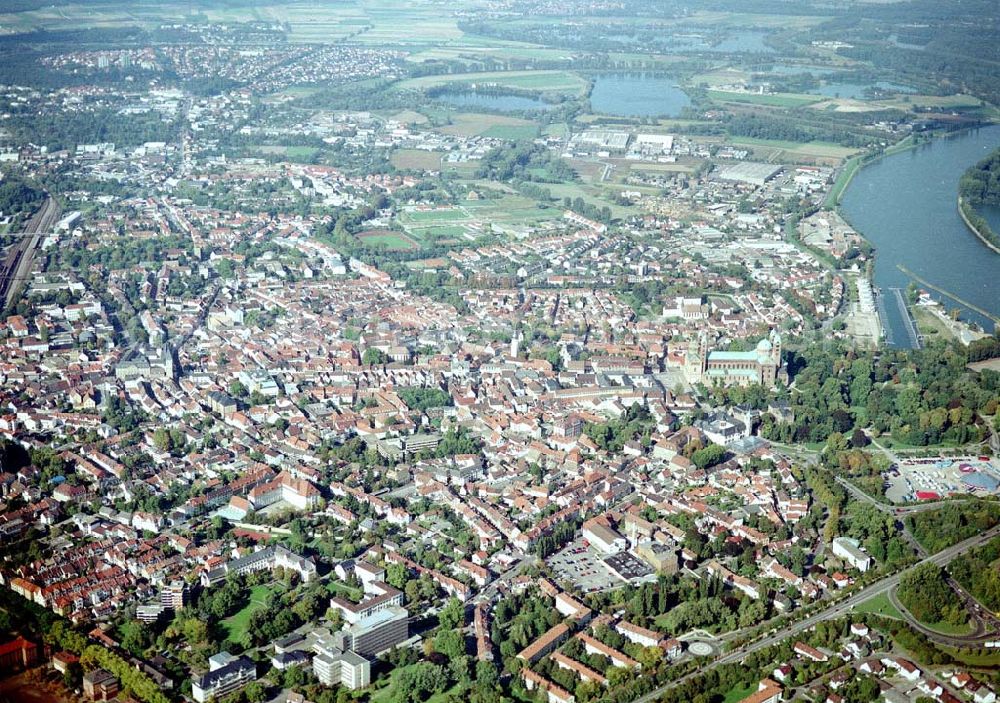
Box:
341;605;409;657
582;518;627;555
313;647;370;690
716;162;782;187
832;537;872;572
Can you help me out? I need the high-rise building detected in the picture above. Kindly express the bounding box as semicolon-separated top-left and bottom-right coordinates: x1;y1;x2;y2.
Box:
312;648;370;690
160;580;187;610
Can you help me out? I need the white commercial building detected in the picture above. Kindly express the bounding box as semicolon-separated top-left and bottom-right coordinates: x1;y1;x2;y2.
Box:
832;537;872;572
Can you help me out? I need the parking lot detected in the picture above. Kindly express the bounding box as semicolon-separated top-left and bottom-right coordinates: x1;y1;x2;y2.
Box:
546;537;620;593
885;455;1000;502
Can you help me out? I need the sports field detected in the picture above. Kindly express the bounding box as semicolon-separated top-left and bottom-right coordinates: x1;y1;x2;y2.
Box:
357;229;419;250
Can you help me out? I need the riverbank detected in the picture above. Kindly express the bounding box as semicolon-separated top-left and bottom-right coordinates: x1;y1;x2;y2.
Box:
957;196;1000;255
913;302;989;346
837;124;1000;344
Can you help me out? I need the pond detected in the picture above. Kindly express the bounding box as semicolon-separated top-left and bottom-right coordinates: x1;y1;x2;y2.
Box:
589;73;691;118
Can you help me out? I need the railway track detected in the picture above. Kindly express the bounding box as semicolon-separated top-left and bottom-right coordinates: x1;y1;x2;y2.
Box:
0;197;60;310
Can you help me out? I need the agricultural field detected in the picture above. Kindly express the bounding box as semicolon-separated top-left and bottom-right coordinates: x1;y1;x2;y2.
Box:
728;137;859;162
391;149;443;171
435;112;539;139
707;90;822;107
627;162;697;175
406;45;572;65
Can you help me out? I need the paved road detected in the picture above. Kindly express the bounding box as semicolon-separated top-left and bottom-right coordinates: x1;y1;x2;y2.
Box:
633;523;1000;703
834;474;973;516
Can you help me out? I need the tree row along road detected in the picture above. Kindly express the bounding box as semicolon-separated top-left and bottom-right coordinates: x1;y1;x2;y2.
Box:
633;523;1000;703
0;197;61;309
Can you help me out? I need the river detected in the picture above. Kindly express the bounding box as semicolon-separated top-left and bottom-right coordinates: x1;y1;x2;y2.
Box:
839;126;1000;347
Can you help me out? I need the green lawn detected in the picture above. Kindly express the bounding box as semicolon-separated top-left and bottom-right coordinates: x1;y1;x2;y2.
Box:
254;145;319;161
402;207;469;223
920;618;975;636
221;584;274;643
411;225;469;239
356;231;419;250
326;579;364;602
853;592;904;620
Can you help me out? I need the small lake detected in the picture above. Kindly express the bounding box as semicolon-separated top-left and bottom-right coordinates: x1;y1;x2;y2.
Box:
434;91;554;112
840;126;1000;345
812;81;915;99
589;74;691;117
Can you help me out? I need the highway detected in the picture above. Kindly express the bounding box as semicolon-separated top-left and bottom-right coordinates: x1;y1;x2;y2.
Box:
633;523;1000;703
0;197;60;310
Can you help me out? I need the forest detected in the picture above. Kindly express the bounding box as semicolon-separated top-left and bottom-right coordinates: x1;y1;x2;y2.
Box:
906;500;1000;553
958;147;1000;248
960;148;1000;206
949;535;1000;612
0;174;45;224
896;562;969;630
762;338;1000;447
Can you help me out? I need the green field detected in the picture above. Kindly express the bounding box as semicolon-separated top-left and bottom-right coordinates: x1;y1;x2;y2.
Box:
482;124;540;140
221;584;274;643
852;592;903;620
436;112;540;139
254;145;319;161
326;579;364;602
919;618;975;637
402;207;470;223
462;194;562;224
411;225;469;239
406;45;571;64
729;137;857;160
391;149;443;170
357;230;418;250
707;90;821;107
